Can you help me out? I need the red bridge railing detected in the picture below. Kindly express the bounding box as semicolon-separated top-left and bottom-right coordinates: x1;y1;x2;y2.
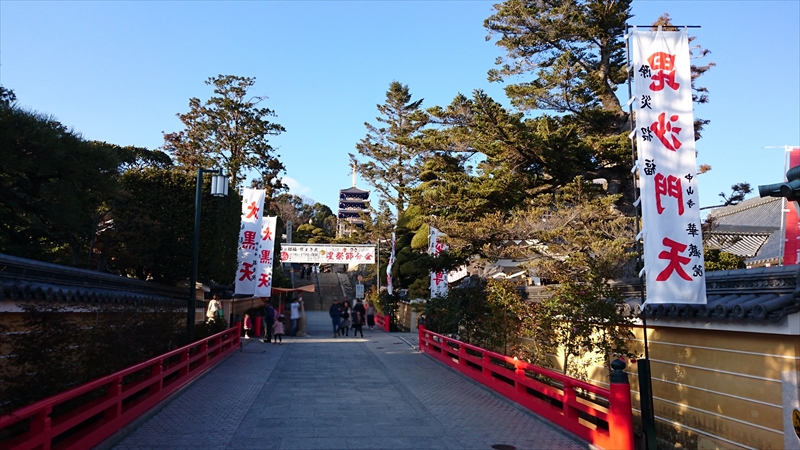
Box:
418;325;634;450
374;313;390;332
0;324;241;450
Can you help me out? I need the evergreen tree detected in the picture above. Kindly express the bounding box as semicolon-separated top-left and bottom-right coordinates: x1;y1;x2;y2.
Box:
163;75;286;195
351;81;429;219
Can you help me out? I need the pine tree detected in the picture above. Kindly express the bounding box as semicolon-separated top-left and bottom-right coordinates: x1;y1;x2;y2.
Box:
350;81;429;219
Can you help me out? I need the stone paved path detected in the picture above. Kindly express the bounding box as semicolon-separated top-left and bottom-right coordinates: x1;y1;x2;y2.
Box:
109;312;590;450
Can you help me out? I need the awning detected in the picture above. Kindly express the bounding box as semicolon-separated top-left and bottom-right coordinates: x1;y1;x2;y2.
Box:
271;285;315;294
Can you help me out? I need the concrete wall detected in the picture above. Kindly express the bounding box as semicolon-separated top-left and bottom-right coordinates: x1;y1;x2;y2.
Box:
563;326;800;449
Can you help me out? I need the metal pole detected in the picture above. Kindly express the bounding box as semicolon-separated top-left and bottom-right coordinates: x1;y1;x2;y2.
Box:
187;168;204;341
376;239;380;293
626;25;656;449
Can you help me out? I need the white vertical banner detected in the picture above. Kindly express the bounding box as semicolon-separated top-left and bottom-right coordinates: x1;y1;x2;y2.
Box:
254;216;277;297
429;226;448;298
234;188;265;296
386;232;396;295
633;28;706;304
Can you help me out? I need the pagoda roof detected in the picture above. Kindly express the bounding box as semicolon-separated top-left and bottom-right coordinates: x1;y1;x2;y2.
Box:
340;186;369;195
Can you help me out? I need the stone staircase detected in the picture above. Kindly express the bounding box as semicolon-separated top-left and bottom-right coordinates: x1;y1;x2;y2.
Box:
290;271;349;312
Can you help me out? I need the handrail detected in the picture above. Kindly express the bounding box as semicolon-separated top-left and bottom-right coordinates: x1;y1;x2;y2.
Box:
374;313;390;332
0;324;241;450
418;325;634;450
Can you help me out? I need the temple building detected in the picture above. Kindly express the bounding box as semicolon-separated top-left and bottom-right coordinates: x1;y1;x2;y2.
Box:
337;170;370;238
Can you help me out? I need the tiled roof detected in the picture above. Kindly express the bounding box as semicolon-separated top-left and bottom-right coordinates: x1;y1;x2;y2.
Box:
520;265;800;323
640;265;800;322
706;196;782;228
0;254;190;307
705;196;783;265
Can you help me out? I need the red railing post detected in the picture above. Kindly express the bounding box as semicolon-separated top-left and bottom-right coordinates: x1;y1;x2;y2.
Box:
418;324;425;353
200;339;209;365
608;359;634;450
150;358;163;396
29;406;52;438
515;360;526;395
482;352;492;381
563;380;579;422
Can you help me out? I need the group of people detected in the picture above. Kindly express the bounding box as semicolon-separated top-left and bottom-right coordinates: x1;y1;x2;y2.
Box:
328;299;376;338
241;296;304;344
298;265;313;279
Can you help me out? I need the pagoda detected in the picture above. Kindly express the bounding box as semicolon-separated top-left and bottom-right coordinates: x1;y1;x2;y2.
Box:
337;166;370;238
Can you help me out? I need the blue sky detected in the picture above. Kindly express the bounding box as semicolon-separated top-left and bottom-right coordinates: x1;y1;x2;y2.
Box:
1;1;798;214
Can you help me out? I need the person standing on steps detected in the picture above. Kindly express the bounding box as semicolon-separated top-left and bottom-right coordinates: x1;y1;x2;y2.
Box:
329;299;343;337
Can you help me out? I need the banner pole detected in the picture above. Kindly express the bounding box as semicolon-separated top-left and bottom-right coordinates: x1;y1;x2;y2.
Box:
626;25;656;450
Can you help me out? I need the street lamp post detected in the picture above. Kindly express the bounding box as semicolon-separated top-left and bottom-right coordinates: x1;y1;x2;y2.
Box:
187;167;229;341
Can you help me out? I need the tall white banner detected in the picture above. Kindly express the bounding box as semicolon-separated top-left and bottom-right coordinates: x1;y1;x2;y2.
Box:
386;232;396;295
429;227;448;298
235;188;265;295
633;28;706;305
254;216;277;297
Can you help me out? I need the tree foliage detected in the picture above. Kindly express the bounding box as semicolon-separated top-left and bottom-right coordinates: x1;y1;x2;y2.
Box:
533;282;636;377
704;249;745;272
351;81;429;218
425;278;533;355
163;75;286;194
106;167;241;284
0;99;118;264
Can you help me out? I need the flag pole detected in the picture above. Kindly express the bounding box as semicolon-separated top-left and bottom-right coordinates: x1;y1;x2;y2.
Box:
626;25;657;450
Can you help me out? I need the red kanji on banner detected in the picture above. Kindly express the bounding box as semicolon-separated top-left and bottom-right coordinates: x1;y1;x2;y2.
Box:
650;112;682;151
260;250;271;264
246;202;260;220
258;273;270;288
647;52;680;91
364;253;373;261
280;251;289;261
261;226;273;241
656;237;692;281
434;241;446;254
654;173;684;215
242;231;257;250
238;262;255;281
433;272;444;286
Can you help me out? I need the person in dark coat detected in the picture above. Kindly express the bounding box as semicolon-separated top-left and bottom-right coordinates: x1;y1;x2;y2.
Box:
329;299;343;338
262;299;275;343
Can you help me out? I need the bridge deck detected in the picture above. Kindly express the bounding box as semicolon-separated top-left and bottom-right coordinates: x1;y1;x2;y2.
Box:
108;312;588;450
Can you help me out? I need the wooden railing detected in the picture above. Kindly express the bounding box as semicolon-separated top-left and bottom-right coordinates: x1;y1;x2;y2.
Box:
418;325;634;450
0;324;241;450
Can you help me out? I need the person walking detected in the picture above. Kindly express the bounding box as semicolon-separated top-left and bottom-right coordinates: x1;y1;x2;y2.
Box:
243;313;253;339
262;299;275;343
272;315;285;344
353;299;366;327
206;294;222;322
329;299;342;337
290;296;302;336
366;301;376;330
352;309;364;338
339;300;352;337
